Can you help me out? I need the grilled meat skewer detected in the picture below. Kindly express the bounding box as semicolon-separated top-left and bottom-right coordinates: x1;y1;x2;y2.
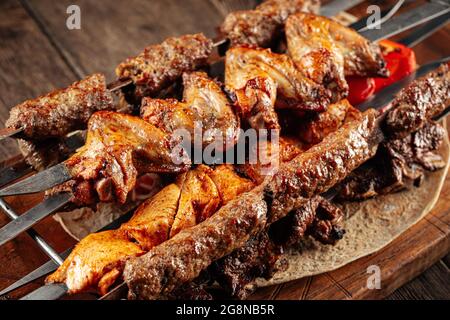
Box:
220;0;320;48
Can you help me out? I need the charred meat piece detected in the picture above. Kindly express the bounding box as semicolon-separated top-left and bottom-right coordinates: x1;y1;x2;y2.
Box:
220;0;320;48
213;195;344;300
124;110;381;299
339;121;446;200
141;72;240;150
297;99;362;145
46;230;144;295
212;231;285;300
225;46;332;129
286;12;387;83
385;62;450;139
115;34;213;101
5;74;115;140
65;111;191;204
270;195;345;246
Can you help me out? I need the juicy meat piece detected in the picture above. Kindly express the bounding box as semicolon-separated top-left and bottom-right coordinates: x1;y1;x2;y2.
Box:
6;74;115;140
225;46;332;129
122;183;182;251
141;72;240;150
286;12;387;83
238;136;304;184
297;99;362;145
220;0;320;48
124;110;381;299
205;164;255;205
115;34;213;100
65;111;191;204
169;166;221;238
385;62;450;139
213;195;344;299
340;121;446;200
46;230;144;295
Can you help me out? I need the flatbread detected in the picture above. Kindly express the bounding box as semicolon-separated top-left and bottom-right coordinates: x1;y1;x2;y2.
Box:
257;124;449;287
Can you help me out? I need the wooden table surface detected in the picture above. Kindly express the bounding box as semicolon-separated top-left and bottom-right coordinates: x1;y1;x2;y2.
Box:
0;0;448;300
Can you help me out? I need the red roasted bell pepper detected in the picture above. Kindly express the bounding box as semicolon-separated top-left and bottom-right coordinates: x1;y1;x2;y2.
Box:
346;40;417;105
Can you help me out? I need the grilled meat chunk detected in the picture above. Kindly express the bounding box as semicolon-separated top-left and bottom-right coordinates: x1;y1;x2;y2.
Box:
220;0;320;48
65;111;191;204
340;121;446;200
6;74;115;140
385;62;450;139
46;230;144;295
225;46;332;129
297;99;362;145
286;12;387;84
124;110;381;299
141;72;240;150
115;34;213;100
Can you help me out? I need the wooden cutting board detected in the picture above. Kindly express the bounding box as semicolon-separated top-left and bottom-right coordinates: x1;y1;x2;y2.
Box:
0;0;449;300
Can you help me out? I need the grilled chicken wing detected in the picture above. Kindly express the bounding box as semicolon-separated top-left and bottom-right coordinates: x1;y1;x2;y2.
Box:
65;111;191;204
141;72;240;150
48;165;254;294
220;0;320;48
46;230;144;295
225;46;332;129
286;13;387;81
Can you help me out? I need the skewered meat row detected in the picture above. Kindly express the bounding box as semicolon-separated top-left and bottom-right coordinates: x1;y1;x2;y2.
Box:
47;165;254;294
51;71;239;206
5;74;116;141
123;109;380;299
141;71;240;149
220;0;320;48
47;96;362;295
285;13;387;99
123;62;450;299
385;61;450;138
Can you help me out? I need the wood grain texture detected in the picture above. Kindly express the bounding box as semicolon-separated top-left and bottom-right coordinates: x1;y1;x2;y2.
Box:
0;0;448;300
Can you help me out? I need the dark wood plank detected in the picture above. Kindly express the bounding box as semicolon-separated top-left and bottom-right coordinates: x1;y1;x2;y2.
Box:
0;0;79;163
0;0;80;299
24;0;226;80
386;260;450;300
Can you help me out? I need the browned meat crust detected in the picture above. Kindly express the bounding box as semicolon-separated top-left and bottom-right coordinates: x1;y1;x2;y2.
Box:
115;34;213;100
286;13;387;79
6;74;114;140
225;46;333;129
220;0;320;48
385;62;450;139
123;110;381;299
339;121;446;200
141;72;240;150
65;111;191;204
